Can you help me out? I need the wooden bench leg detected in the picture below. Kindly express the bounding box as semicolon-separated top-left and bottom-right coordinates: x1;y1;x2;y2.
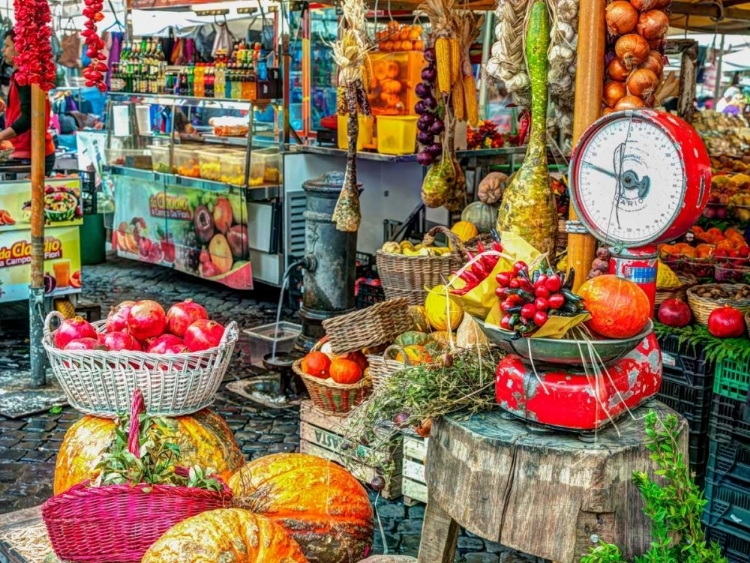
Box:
417;501;459;563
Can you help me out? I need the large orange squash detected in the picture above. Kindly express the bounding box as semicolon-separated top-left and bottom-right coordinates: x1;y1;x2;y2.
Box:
577;274;650;339
229;453;374;563
54;409;244;494
141;508;307;562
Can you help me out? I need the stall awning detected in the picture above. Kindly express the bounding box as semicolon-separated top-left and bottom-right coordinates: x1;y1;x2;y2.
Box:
670;1;750;35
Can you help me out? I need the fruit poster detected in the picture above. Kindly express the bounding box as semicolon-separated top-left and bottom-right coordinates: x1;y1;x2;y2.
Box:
112;175;252;289
0;178;83;232
0;226;82;303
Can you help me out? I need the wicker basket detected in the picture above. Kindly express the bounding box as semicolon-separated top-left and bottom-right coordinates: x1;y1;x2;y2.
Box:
42;390;233;563
366;353;407;389
377;226;464;305
686;283;750;325
654;274;698;310
293;359;372;416
43;312;238;418
322;298;413;355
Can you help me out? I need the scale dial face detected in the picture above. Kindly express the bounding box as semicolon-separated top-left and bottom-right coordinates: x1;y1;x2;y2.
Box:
570;110;710;248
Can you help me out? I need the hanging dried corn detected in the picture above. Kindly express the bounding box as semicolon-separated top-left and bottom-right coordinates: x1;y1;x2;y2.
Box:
485;0;531;109
330;0;370;233
455;13;483;127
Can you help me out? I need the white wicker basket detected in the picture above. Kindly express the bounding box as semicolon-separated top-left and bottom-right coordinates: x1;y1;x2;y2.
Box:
43;312;238;418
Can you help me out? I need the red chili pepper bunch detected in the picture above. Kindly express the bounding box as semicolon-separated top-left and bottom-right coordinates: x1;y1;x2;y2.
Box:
450;241;504;296
12;0;57;91
81;0;108;92
496;263;586;337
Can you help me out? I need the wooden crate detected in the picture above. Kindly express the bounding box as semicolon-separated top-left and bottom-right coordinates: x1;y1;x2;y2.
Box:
402;431;428;505
299;400;403;500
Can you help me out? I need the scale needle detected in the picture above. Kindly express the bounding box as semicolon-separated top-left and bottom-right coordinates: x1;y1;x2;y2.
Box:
583;161;618;179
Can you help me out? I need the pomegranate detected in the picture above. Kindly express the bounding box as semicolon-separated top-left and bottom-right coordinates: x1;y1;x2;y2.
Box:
127;300;167;341
166;299;209;338
164;343;189;354
147;334;185;354
54;317;98;349
657;298;692;328
64;338;106;351
106;301;136;333
708;306;746;338
103;331;142;352
184;319;225;352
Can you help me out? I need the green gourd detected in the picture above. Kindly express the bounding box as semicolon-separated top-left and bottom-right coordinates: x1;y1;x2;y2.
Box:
495;1;557;260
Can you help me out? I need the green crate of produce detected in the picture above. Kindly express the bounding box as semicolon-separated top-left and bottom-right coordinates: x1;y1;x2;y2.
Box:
713;357;750;401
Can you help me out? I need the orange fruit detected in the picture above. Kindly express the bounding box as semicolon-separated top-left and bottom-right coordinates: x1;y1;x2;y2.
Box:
301;351;331;379
329;359;363;385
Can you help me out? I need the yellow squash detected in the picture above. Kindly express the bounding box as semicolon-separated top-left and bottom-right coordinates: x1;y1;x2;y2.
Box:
425;284;464;331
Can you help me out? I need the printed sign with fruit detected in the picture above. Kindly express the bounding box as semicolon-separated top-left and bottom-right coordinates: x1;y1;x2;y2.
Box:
0;178;83;232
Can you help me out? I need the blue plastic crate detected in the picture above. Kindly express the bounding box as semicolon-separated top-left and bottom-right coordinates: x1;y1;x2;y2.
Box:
703;471;750;533
706;524;750;563
658;334;715;389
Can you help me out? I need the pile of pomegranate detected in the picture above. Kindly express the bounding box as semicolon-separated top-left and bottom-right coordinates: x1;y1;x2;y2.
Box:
53;299;226;354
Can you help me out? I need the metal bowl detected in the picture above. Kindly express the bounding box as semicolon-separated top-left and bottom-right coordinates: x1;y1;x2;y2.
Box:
473;318;654;366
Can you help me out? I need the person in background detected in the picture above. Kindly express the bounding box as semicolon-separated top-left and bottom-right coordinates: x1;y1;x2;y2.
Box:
0;30;56;175
716;87;739;113
723;93;746;117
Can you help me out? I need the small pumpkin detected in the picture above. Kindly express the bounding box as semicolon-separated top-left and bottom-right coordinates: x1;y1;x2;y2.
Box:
425;284;464;331
381;79;403;94
385;61;400;78
461;201;499;234
477;172;508;204
141;509;307;562
577;275;650;339
54;409;244;495
430;331;454;347
407;305;431;332
394;344;433;365
329;358;364;384
229;453;375;563
456;315;489;348
395;330;432;346
450;220;479;243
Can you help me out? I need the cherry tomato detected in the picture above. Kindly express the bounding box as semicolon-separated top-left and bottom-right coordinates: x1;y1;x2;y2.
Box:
500;315;512;330
496;272;512;287
513;261;528;274
533;311;549;326
534;285;550;299
495;287;509;299
545;275;562;293
534;297;549;311
501;300;517;314
509;278;520;289
548;293;566;309
520;303;537;319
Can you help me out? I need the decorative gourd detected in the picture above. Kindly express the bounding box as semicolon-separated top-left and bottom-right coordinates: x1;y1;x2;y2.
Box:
456;315;489;348
430;331;454;347
141;509;307;562
54;409;244;495
450;221;479;243
229;453;374;563
394;345;433;365
577;275;650;339
395;330;432;346
425;285;464;331
407;305;431;332
461;201;499;234
477;172;508;205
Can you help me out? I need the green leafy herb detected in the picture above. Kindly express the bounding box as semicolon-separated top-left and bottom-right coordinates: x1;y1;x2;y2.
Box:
581;412;727;563
49;406;63;415
654;321;750;366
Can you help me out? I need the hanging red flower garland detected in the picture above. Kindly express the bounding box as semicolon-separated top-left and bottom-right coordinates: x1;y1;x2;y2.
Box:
81;0;108;92
12;0;57;91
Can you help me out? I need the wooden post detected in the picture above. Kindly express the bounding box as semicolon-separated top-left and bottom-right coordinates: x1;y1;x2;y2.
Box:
567;0;605;291
29;84;47;388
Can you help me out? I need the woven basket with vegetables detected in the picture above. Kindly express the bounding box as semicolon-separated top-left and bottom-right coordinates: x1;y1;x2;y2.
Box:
686;283;750;325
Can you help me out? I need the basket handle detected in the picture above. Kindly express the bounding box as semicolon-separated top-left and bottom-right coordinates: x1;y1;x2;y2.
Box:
44;311;66;336
423;226;463;255
127;389;146;456
219;321;239;347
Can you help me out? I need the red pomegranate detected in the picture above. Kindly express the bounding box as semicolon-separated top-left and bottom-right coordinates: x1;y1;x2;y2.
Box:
657;298;692;328
103;331;142;352
164;343;189;354
166;299;209;338
184;320;225;352
127;300;167;341
54;317;98;349
64;338;106;351
708;306;746;338
105;301;136;333
146;334;185;354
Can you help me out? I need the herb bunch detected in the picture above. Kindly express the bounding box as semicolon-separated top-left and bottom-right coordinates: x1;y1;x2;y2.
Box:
93;412;222;492
581;412;726;563
653;321;750;366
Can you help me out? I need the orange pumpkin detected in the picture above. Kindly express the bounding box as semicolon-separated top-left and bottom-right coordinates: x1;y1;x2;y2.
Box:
141;509;307;562
577;275;650;339
301;351;331;378
54;409;244;495
330;358;364;384
229;453;374;563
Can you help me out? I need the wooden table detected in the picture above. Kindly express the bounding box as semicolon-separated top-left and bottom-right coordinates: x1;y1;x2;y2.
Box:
417;402;687;563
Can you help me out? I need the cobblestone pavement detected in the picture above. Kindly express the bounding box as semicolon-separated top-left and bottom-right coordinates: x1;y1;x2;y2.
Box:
0;257;544;563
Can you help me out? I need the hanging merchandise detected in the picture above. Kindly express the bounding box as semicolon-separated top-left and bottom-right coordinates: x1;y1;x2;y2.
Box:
81;0;109;92
171;38;186;66
59;19;81;69
212;23;233;59
547;0;578;136
161;29;176;64
485;0;531;109
12;0;57;91
195;25;216;61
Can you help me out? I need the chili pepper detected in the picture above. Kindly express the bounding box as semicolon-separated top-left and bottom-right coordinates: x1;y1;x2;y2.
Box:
460;269;480;285
509;313;521;327
548;293;566;310
501;302;523;315
513;261;528;275
532;270;540;284
450;286;470;296
495;286;510;299
561;302;579;314
496;272;512;287
561;289;582;303
563;268;576;290
471;261;487;279
492;241;503;253
519;279;534;293
509;278;520;289
507;288;535;302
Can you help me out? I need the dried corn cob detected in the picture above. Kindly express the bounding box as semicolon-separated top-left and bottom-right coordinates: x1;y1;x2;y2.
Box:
452;75;465;121
464;75;478;126
337;86;347;116
435;37;451;95
450;37;461;84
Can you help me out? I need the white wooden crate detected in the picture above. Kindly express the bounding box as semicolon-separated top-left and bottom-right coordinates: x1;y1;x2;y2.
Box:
402;431;428;505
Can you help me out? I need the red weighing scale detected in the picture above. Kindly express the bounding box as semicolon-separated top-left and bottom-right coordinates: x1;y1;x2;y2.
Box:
492;110;711;431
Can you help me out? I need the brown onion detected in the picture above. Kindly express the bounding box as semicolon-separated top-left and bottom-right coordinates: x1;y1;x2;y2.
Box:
615;34;650;69
639;50;664;78
630;0;656;11
627;68;659;99
602;107;616;116
607;58;631;81
637;10;669;40
615;95;646;110
653;0;671;9
603;81;628;107
606;1;639;35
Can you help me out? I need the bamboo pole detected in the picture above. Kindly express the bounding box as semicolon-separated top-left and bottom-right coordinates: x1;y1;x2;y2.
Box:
29;84;47;388
567;0;605;291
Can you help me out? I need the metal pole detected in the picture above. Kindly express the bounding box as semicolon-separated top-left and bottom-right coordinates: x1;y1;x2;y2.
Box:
478;12;493;121
29;84;47;388
713;34;725;108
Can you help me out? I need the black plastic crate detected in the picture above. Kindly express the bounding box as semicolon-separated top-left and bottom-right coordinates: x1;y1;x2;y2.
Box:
78;171;97;215
657;373;713;435
689;432;710;477
709;394;750;444
708;440;750;488
658;334;714;389
703;470;750;533
356;251;377;279
356;282;385;309
706;525;750;563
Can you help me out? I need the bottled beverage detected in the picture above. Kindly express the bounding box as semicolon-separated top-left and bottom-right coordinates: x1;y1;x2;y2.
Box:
206;67;215;98
195;62;205;97
187;63;195;97
110;63;126;92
